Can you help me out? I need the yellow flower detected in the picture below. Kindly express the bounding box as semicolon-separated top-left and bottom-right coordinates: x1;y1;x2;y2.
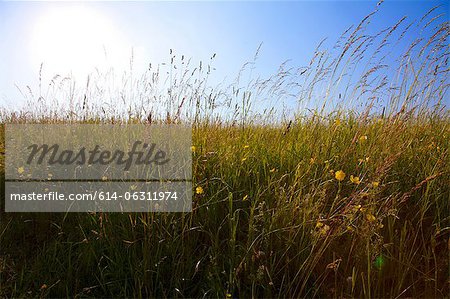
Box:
191;146;196;152
335;119;341;126
350;175;361;185
315;221;324;229
353;204;362;211
358;157;370;164
243;145;250;149
196;186;204;194
372;181;379;188
17;166;25;174
335;170;346;181
366;213;376;222
359;135;368;143
320;224;330;235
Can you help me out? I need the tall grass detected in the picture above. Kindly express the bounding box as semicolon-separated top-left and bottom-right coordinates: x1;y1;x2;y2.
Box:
0;4;449;298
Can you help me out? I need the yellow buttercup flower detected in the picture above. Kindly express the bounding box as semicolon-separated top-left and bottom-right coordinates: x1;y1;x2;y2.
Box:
17;166;25;174
359;135;368;142
320;224;330;235
366;213;376;222
196;186;204;194
191;146;196;153
372;181;380;188
316;221;324;229
335;170;346;181
353;204;362;212
350;175;361;185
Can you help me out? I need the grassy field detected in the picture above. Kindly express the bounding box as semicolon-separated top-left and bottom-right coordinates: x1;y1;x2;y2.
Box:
0;6;449;298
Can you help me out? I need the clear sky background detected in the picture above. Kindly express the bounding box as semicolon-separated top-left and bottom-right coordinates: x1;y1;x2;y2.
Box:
0;0;448;111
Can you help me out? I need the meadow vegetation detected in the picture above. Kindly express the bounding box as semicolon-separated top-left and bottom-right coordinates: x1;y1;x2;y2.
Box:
0;5;449;298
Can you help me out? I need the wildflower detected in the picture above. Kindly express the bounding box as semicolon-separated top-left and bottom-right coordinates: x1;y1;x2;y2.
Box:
335;119;341;126
196;186;204;194
353;204;362;211
350;175;361;185
319;224;330;235
371;181;379;188
359;157;370;164
359;135;368;143
316;221;324;229
335;170;346;181
17;166;25;174
191;146;196;153
366;213;376;222
347;225;354;232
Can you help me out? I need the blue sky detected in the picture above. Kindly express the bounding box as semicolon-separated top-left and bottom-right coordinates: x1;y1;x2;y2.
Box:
0;0;448;111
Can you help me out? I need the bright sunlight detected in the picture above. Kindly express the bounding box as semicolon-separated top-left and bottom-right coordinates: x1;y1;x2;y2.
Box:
30;5;128;78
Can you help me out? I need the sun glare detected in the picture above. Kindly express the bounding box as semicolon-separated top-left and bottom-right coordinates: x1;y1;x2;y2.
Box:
30;6;128;79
